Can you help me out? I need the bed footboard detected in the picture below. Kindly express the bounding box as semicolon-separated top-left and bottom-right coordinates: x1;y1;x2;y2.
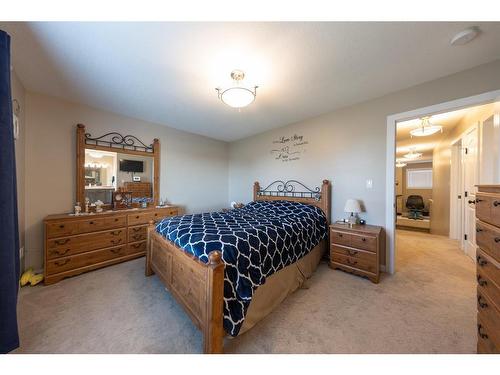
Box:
146;221;224;354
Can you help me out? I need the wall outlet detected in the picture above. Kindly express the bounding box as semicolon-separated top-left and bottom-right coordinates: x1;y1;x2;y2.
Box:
366;179;373;189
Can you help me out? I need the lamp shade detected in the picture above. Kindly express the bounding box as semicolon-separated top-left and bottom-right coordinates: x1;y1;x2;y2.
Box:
344;199;361;214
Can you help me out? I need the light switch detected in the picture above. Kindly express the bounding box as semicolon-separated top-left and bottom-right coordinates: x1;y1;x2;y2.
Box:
366;179;373;189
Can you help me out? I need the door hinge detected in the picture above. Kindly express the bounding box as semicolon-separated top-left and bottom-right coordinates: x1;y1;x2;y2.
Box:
464;191;468;197
464;234;468;241
465;147;468;154
458;195;461;199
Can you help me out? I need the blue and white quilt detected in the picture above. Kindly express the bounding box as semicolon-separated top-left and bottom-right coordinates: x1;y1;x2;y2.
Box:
155;200;328;336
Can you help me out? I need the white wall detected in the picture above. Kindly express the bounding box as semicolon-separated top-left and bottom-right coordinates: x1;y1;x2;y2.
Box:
229;59;500;267
24;92;229;270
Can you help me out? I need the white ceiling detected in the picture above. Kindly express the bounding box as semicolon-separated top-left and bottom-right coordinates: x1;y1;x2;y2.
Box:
3;22;500;142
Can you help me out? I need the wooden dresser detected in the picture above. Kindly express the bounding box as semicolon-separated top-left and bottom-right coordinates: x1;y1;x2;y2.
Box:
329;223;382;283
44;206;179;285
475;185;500;354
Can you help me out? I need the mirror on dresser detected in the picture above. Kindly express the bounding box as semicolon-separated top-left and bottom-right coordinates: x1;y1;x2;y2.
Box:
76;124;160;210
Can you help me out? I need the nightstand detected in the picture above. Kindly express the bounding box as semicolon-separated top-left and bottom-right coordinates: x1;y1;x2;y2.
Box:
329;223;382;283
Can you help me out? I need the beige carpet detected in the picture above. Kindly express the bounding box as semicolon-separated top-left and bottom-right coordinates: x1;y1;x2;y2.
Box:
13;230;477;353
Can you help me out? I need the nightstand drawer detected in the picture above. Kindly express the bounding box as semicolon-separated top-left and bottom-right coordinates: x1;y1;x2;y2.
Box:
331;245;377;264
351;234;377;252
331;252;377;274
330;230;351;246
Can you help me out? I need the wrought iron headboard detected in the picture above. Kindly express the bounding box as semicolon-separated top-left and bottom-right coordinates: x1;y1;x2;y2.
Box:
84;131;154;153
253;179;331;223
257;180;321;200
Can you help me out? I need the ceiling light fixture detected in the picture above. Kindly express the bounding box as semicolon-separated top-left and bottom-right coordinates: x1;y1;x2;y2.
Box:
395;159;407;168
450;27;481;46
216;70;258;109
410;116;443;137
404;147;422;160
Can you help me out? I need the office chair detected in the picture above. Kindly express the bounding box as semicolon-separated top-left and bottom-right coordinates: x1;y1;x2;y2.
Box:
406;195;425;220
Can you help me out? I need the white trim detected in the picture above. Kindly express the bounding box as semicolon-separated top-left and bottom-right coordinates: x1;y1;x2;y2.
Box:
385;89;500;274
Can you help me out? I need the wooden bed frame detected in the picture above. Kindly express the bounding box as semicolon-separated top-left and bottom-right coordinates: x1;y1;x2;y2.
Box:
145;179;331;353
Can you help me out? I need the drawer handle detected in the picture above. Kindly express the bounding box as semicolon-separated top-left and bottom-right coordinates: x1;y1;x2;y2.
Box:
110;238;123;245
59;224;65;229
54;259;70;267
338;234;343;238
346;258;358;265
132;243;143;249
361;238;366;242
477;295;488;309
347;250;358;256
114;218;119;222
110;230;122;236
110;247;123;254
476;255;488;267
477;275;487;286
89;221;95;225
495;237;500;243
132;227;142;232
476;228;483;233
54;238;70;245
51;248;70;256
494;201;500;207
477;324;488;339
475;198;483;203
468;200;476;204
135;215;140;219
132;234;143;240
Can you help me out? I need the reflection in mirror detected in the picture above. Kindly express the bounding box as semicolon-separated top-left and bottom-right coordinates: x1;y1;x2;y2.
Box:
84;149;154;208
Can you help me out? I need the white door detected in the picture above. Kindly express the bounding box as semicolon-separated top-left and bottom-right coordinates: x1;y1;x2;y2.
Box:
462;125;479;259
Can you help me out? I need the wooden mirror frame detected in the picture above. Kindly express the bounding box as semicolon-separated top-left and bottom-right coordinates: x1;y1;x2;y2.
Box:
76;124;160;208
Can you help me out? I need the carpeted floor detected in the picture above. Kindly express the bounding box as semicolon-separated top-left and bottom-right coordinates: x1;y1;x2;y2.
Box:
13;230;477;353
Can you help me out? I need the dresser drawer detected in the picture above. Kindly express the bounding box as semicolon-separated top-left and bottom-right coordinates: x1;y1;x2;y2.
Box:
478;284;500;314
128;240;147;255
128;212;155;226
78;215;127;234
477;290;500;349
330;230;351;246
331;252;377;274
350;234;377;252
331;245;377;264
477;250;500;287
476;194;492;224
157;208;178;217
476;221;500;262
477;314;500;354
128;225;148;242
46;229;126;259
46;244;127;274
46;221;79;239
477;268;500;309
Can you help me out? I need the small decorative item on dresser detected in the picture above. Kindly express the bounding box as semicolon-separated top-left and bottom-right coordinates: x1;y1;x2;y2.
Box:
475;185;500;354
329;222;382;283
344;199;361;226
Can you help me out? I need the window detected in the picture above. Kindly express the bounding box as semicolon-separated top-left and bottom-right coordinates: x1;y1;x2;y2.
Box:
406;168;433;189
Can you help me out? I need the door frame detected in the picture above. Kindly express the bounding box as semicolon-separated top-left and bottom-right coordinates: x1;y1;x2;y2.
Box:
449;138;462;243
385;89;500;274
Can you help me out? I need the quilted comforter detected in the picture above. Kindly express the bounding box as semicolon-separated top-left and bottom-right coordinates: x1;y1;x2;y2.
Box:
155;200;328;336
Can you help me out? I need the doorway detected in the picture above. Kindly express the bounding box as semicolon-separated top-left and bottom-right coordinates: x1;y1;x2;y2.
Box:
385;90;500;274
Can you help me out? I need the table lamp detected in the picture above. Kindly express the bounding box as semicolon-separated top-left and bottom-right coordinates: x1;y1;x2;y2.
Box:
344;199;361;226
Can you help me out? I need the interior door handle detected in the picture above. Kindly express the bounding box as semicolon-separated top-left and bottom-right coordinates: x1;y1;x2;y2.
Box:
468;200;476;204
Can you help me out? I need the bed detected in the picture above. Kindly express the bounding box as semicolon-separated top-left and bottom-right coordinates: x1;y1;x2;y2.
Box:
145;179;331;353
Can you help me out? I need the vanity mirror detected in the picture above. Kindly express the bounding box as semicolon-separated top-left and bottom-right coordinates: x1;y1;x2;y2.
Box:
76;124;160;209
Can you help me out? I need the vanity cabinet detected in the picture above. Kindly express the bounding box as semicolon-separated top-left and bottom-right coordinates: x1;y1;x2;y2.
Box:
44;206;179;285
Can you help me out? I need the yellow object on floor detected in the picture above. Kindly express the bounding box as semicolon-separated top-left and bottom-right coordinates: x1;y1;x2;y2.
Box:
20;268;34;287
20;268;44;287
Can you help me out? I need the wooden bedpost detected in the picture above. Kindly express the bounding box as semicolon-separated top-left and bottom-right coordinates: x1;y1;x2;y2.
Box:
146;220;155;276
253;181;260;201
203;250;224;354
321;180;331;224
